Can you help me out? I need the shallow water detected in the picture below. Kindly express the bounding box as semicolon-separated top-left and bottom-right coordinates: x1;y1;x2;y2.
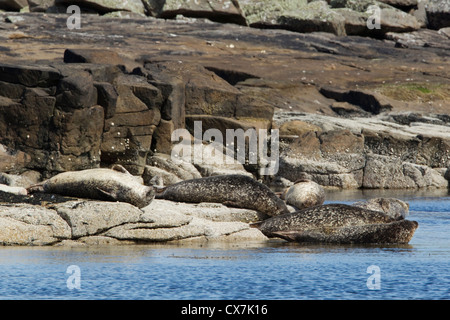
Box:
0;189;449;300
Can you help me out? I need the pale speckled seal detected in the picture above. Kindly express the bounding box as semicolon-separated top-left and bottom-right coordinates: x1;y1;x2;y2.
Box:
27;165;154;208
352;198;409;220
252;203;419;244
155;174;290;217
283;178;325;210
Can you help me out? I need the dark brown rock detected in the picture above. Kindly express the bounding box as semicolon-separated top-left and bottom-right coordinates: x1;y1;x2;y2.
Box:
319;129;365;156
0;63;61;87
63;48;126;65
94;81;118;119
55;69;97;110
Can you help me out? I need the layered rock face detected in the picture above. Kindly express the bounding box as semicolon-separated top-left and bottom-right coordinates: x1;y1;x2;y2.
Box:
0;3;449;190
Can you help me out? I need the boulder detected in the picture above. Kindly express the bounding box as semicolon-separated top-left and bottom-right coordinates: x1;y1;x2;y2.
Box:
363;154;448;189
319;87;393;114
284;179;325;210
0;63;61;87
142;165;183;186
425;0;450;29
147;153;202;181
0;184;27;195
279;120;322;137
56;0;146;15
0;171;40;187
271;220;418;244
240;0;347;36
146;199;268;223
0;0;27;11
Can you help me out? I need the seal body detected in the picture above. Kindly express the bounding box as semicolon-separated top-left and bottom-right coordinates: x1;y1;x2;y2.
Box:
283;179;325;210
254;203;418;244
155;174;289;217
352;198;409;220
27;166;154;208
272;220;418;244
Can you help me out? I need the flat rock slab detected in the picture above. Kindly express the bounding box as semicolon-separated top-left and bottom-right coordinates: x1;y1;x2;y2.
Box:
53;200;143;238
145;199;268;223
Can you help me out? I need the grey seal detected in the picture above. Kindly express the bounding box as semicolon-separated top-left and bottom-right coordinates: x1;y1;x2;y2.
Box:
283;178;325;210
271;220;418;244
27;165;154;208
0;184;27;196
352;197;409;220
252;203;418;244
155;174;290;217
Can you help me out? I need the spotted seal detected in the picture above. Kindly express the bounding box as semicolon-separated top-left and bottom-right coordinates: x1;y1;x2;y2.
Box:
155;174;290;217
252;203;418;244
282;178;325;210
27;165;154;208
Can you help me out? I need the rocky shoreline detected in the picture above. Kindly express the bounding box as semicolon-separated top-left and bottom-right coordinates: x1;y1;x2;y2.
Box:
0;191;271;246
0;1;448;245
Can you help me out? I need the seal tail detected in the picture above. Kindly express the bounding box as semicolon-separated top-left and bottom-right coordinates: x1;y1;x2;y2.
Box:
249;221;263;229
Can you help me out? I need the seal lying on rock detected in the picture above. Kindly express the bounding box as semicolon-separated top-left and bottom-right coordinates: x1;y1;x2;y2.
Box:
252;203;418;244
0;184;27;196
27;165;154;208
155;174;290;217
352;198;409;220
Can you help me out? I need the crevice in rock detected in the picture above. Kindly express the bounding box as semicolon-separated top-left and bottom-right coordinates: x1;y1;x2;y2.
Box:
203;66;259;86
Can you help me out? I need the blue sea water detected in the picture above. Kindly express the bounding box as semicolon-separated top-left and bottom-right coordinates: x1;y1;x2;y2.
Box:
0;189;449;300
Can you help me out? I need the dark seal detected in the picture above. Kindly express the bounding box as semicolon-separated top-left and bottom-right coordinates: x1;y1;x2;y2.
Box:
27;165;154;208
155;174;290;217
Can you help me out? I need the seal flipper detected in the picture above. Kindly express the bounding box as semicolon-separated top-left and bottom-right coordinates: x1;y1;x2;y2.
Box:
111;164;132;175
96;187;117;201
